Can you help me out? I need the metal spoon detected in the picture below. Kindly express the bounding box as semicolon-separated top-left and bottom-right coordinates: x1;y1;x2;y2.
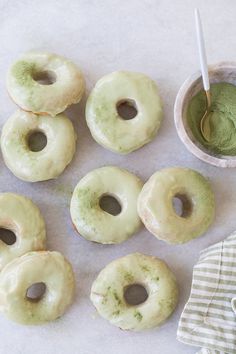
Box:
195;8;211;142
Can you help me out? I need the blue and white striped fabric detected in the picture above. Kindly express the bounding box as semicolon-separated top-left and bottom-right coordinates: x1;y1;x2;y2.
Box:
196;349;226;354
177;232;236;354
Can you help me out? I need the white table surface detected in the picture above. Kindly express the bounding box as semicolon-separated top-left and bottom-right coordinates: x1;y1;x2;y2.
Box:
0;1;235;353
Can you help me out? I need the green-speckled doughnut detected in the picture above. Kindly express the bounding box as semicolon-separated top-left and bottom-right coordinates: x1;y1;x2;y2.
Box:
0;193;46;271
1;110;76;182
70;166;143;244
138;167;215;244
0;251;75;325
90;253;178;331
7;52;85;116
86;71;163;154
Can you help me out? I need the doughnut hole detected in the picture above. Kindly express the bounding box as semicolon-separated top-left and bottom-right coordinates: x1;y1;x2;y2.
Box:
32;70;56;85
26;282;47;302
99;195;122;216
0;228;16;245
27;130;47;152
124;284;148;305
172;194;193;218
116;99;138;120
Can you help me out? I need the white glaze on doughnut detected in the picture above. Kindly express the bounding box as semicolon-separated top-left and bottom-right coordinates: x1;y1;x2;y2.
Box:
7;52;85;116
0;193;46;271
138;167;215;244
0;251;75;325
70;166;143;244
86;71;163;154
90;253;178;331
1;110;77;182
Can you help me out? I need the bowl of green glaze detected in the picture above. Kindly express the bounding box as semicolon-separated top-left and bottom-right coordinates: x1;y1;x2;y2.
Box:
174;62;236;168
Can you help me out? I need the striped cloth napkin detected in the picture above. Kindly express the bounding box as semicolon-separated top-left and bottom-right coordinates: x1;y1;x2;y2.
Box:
177;231;236;354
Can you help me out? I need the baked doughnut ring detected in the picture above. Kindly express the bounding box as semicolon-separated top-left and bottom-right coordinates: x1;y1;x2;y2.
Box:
138;167;215;244
1;110;76;182
70;166;143;244
0;193;46;271
90;253;178;331
7;51;85;116
0;251;75;325
86;71;163;154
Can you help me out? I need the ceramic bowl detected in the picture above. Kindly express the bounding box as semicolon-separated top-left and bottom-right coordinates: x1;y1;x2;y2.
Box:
174;62;236;168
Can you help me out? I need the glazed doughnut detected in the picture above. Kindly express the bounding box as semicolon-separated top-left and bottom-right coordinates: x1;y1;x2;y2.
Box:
0;251;75;325
90;253;178;331
86;71;163;154
1;110;76;182
0;193;46;271
7;51;85;116
70;166;143;244
138;167;215;244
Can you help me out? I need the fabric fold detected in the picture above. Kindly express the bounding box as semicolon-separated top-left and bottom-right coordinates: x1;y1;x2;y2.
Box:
177;232;236;354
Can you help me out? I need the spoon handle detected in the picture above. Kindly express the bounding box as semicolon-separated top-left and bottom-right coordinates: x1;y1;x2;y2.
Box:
195;8;210;91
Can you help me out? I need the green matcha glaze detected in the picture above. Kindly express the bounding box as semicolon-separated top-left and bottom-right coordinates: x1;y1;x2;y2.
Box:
187;82;236;155
11;61;36;86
